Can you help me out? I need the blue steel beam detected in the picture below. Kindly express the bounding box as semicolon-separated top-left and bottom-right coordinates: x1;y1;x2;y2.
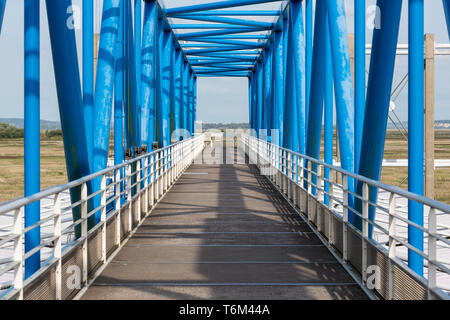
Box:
271;29;284;146
165;0;282;16
263;47;272;139
83;0;94;169
93;0;120;173
305;0;312;124
256;62;263;136
354;0;366;173
188;53;257;61
326;0;355;175
177;28;270;40
408;0;425;276
45;0;92;239
305;0;326;186
355;0;402;233
135;0;142;146
125;0;140;149
114;0;125;167
158;30;172;147
24;0;40;278
182;61;189;132
141;0;157;149
182;38;262;47
172;24;257;29
186;48;260;55
195;34;268;39
171;14;275;29
324;11;333;206
175;10;281;16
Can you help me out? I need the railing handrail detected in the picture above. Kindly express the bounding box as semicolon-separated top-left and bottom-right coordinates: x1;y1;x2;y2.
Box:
246;134;450;214
0;138;194;215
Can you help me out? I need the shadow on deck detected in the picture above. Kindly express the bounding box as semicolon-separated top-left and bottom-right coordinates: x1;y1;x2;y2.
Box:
81;143;368;300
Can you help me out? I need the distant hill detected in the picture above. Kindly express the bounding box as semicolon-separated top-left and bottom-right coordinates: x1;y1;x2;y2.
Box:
0;118;61;130
201;122;249;130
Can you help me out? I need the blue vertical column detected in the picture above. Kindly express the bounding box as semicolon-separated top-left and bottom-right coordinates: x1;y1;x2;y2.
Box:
305;0;326;194
114;0;125;167
408;0;424;276
83;0;94;169
326;0;355;172
248;76;253;130
356;0;402;232
46;0;92;235
24;0;40;278
305;0;313;125
263;47;272;140
194;76;197;133
272;29;284;146
93;0;121;173
141;0;157;149
174;49;182;140
291;0;306;154
324;10;333;206
135;0;142;143
182;61;189;133
188;71;194;134
256;62;263;137
161;30;172;146
354;0;366;173
125;0;140;149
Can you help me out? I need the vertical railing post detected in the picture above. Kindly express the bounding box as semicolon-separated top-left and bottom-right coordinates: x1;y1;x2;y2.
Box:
81;182;88;286
126;164;132;233
307;161;312;222
388;193;397;300
53;193;62;300
343;175;349;263
136;160;142;222
115;168;121;246
13;208;24;300
144;156;149;216
317;165;323;233
428;207;437;299
100;174;107;263
362;183;369;285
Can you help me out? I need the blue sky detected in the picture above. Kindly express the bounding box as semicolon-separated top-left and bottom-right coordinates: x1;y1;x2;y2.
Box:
0;0;449;124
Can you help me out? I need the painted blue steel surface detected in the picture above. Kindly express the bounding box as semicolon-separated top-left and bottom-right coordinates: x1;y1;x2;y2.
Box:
45;0;93;239
324;12;333;206
114;0;125;167
305;0;326;193
354;0;366;174
141;0;157;149
165;0;281;16
24;0;40;278
263;47;272;138
356;0;402;233
83;0;94;170
408;0;425;276
272;29;284;146
305;0;312;126
444;0;450;41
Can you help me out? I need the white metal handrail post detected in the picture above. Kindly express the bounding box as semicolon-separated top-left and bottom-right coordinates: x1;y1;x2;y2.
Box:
53;192;62;300
428;207;437;299
136;161;142;223
115;169;121;246
362;183;369;286
13;208;24;300
100;174;107;263
388;193;397;300
317;165;323;233
81;182;88;287
126;164;132;233
342;175;349;263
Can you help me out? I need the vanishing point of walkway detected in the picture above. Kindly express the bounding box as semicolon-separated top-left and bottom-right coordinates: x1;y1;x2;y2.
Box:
81;145;368;300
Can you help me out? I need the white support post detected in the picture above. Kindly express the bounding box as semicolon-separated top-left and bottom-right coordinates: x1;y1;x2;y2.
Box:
115;169;122;246
100;174;107;263
317;165;323;233
362;183;369;285
13;208;24;300
343;175;349;263
388;193;397;300
136;160;142;223
53;193;62;300
428;207;437;299
81;182;88;286
307;161;312;223
126;164;132;233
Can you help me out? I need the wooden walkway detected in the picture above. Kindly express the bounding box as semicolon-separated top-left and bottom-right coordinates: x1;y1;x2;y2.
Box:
81;145;367;300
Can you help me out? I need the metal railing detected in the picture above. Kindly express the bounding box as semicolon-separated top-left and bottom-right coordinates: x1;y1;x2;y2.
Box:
0;134;205;300
242;134;450;300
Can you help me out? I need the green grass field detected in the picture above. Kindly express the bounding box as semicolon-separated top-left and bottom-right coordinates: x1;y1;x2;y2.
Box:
0;130;449;204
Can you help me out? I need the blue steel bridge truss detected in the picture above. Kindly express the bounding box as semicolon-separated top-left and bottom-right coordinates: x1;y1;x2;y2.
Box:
2;0;450;281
